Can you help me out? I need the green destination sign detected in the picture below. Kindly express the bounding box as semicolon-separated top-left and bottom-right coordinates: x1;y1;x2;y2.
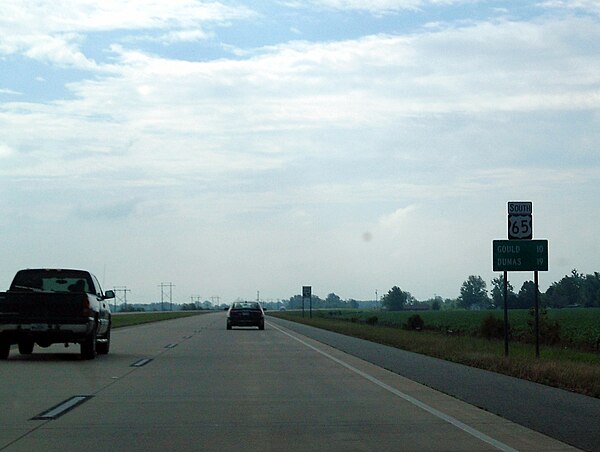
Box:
492;239;548;272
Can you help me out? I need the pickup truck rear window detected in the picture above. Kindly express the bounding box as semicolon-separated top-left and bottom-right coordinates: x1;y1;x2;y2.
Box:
10;270;95;294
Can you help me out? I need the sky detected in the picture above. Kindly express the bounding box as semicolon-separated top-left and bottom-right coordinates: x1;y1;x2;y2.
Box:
1;0;599;305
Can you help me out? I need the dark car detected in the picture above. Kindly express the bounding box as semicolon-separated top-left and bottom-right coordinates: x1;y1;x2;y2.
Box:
227;302;265;330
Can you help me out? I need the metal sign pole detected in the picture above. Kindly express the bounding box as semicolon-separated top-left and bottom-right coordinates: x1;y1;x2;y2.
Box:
503;271;509;357
535;271;540;358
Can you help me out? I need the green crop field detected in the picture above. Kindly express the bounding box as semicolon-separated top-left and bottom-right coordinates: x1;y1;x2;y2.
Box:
112;311;209;328
304;307;600;351
545;309;600;349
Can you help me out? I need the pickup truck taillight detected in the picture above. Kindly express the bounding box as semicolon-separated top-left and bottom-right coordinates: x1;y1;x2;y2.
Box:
82;298;91;317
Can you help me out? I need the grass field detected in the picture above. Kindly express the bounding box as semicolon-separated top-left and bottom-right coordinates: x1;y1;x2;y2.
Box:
112;311;209;329
269;310;600;398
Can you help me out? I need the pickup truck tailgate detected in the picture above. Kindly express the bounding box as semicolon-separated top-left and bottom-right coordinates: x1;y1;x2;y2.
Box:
0;292;88;323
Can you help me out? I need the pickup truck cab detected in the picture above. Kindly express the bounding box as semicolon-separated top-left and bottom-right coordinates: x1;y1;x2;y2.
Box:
0;268;114;360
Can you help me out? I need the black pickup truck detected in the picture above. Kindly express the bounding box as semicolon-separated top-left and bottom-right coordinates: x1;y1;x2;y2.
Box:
0;269;114;360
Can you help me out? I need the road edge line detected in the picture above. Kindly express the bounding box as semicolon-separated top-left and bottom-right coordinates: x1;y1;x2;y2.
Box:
269;321;518;452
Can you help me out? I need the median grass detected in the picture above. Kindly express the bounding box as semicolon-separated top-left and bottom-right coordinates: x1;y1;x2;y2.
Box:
112;311;209;329
270;311;600;398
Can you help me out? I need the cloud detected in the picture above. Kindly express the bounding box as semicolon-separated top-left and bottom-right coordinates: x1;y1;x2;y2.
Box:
1;15;598;188
0;144;15;158
379;206;417;229
0;1;256;68
540;0;600;15
74;199;140;221
0;88;21;96
285;0;476;14
159;29;213;43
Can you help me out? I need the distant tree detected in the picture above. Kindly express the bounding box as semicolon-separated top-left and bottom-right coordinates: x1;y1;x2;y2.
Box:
491;275;520;309
544;269;585;308
581;272;600;307
424;295;444;311
119;304;145;312
325;293;341;308
443;298;458;310
381;286;408;311
347;299;360;309
516;281;540;309
458;275;490;309
288;295;303;310
491;275;513;308
289;294;323;309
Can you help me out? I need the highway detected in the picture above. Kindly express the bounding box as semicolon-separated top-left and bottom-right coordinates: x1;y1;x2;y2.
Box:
0;312;583;451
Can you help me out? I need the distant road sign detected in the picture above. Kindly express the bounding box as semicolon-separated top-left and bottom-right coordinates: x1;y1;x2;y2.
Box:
493;239;548;271
508;201;532;240
302;286;311;298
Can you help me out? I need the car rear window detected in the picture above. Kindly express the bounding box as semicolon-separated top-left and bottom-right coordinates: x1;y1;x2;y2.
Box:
232;302;261;310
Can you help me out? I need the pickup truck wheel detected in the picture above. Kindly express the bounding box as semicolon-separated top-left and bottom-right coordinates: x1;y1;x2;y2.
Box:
18;340;34;355
96;328;110;355
0;341;9;359
80;326;97;360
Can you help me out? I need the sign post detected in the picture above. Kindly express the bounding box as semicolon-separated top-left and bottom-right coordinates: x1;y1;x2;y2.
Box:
503;271;508;357
493;201;548;358
302;286;311;319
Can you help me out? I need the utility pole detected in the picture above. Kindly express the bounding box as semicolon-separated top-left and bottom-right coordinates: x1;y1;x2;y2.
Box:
190;295;202;309
159;283;175;311
113;286;131;312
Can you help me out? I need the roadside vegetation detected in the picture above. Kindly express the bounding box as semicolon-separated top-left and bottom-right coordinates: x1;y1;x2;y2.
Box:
269;309;600;398
112;311;208;329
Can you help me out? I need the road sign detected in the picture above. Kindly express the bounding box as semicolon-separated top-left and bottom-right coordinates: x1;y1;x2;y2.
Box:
493;239;548;271
302;286;311;298
508;201;532;240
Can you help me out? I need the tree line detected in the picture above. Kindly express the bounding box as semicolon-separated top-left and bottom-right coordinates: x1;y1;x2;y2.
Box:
281;269;600;312
453;269;600;311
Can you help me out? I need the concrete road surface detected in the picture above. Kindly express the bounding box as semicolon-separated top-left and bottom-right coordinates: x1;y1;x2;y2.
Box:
268;316;600;452
0;312;580;451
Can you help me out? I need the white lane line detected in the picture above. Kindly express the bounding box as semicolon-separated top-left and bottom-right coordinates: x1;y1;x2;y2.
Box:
32;396;93;420
269;322;518;452
131;358;153;367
